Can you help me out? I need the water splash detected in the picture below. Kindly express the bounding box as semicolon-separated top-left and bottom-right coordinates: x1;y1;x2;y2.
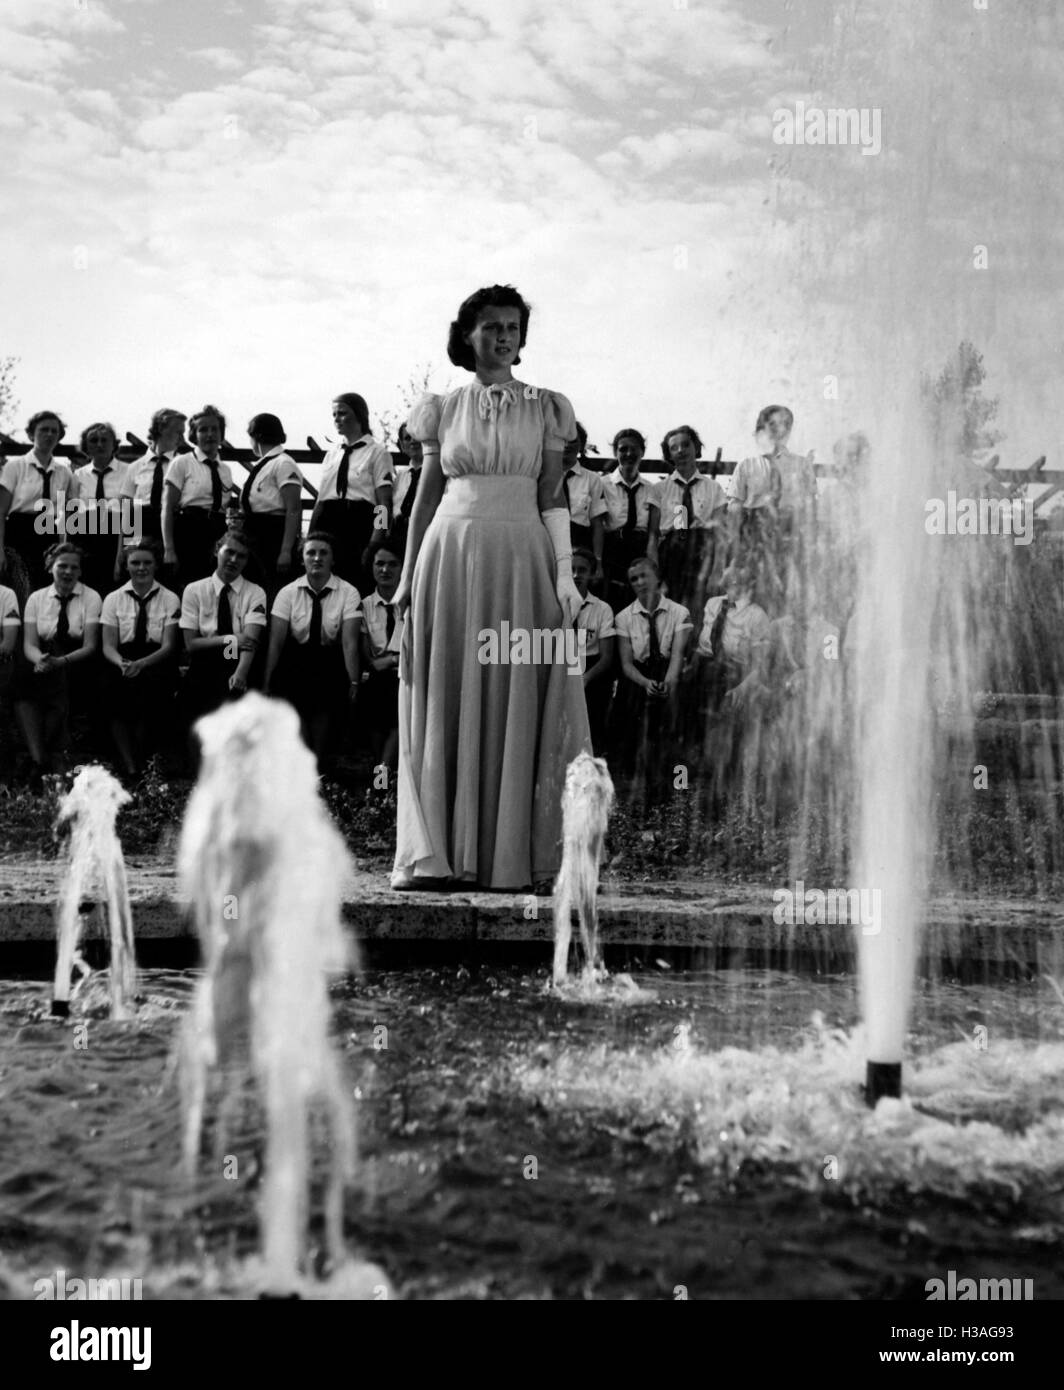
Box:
552;752;615;987
178;693;387;1298
53;765;136;1021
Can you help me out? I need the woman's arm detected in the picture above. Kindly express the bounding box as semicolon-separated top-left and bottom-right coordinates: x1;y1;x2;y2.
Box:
0;487;12;575
539;447;581;623
590;513;606;575
393;451;446;616
161;481;180;565
229;629;261;691
101;623;126;670
262;614;289;692
123;623;179;677
0;623;17;660
341;615;361;696
646;503;661;567
278;484;301;572
24;620;44;666
584;634;613;686
617;633;654;692
374;483;393;534
60;622;100;667
662;626;690;696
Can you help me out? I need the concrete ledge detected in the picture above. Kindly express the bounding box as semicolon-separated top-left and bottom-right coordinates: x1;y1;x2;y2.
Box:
1;856;1062;969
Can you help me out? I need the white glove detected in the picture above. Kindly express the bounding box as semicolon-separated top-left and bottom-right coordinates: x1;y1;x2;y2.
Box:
542;506;581;625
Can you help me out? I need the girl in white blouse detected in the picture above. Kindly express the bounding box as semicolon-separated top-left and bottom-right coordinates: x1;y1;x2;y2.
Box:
309;393;393;590
14;541;102;776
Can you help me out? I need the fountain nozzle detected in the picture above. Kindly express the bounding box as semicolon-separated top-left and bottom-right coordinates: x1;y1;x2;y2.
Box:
864;1060;902;1106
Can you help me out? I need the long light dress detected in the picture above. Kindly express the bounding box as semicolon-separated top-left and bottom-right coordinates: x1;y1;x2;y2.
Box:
394;379;592;889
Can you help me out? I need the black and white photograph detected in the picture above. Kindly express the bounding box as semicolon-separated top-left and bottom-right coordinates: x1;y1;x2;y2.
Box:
0;0;1061;1355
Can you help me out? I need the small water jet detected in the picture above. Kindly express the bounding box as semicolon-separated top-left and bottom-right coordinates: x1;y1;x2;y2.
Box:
552;752;615;988
178;693;389;1299
52;765;137;1021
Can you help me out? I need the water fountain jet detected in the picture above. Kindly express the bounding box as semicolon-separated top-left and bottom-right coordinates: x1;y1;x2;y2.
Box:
52;765;137;1021
178;693;389;1298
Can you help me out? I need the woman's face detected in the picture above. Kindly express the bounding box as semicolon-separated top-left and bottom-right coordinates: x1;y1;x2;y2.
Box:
399;433;423;464
85;428;116;464
764;410;793;446
32;417;62;456
157;416;187;454
302;540;334;580
194;416;222;455
332;401;363;438
373;548;402;593
126;549;157;587
667;431;697;475
628;562;658;606
215;540;249;583
464;305;522;373
51;552;81;591
615;437;644;479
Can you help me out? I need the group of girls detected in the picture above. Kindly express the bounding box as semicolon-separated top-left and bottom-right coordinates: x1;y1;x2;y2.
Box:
0;395;409;779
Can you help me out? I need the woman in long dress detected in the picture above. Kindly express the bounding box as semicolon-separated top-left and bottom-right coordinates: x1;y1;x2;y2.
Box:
391;285;591;891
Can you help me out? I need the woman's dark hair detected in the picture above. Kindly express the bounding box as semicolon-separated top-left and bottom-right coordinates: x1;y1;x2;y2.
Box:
574;421;588;453
79;421;118;456
627;555;659;578
44;540;83;568
366;526;405;564
120;537;163;571
572;547;596;568
190;404;226;437
333;393;370;436
147;408;187;444
755;404;794;434
447;285;530;371
661;425;703;465
213;528;249;557
612;428;646;453
302;529;336;557
247;412;286;448
27;410;66;441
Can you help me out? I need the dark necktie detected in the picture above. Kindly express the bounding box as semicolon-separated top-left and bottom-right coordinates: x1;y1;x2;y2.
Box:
400;468;420;518
574;599;587;632
216;584;233;637
56;593;73;642
132;588;157;647
643;607;662;664
150;456;166;513
307;586;327;646
37;467;52;503
336;442;366;500
709;597;731;657
563;470;575;512
623;481;640;538
385;601;395;645
681;478;696;529
241;457;270;514
204;457;223;513
94;467;111;501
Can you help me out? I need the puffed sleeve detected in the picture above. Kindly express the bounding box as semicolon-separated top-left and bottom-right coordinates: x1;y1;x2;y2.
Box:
541;390;577;451
407;394;442;456
83;588;103;624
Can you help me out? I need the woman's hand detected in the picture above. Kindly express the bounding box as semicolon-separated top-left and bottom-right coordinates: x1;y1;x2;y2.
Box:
556;576;581;626
348;681;360;705
228;671;248;693
392;576;412;620
163;547;178;569
277;550;293;575
123;659;146;679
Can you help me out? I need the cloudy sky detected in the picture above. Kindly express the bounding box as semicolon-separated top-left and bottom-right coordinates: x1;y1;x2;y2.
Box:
1;0;1061;472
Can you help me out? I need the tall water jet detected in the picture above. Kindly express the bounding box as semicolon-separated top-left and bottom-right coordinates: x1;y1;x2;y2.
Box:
52;765;137;1021
178;693;385;1297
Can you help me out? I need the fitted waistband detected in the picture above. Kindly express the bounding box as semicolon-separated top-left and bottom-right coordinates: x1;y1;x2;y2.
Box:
436;474;539;520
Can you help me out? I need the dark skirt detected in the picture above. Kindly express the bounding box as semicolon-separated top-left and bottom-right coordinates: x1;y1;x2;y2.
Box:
658;527;719;618
182;647;247;726
240;512;289;593
274;638;347;717
604;529;650;611
309;498;376;588
361;666;399;733
104;639;176;722
174;508;227;592
11;631;85;710
582;653;612;754
5;512;50;594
